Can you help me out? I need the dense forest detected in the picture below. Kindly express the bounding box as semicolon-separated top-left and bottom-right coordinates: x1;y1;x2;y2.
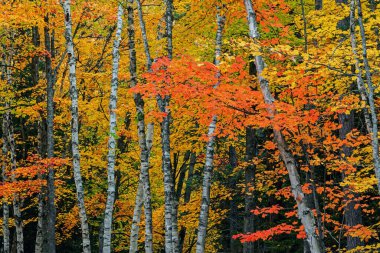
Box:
0;0;379;252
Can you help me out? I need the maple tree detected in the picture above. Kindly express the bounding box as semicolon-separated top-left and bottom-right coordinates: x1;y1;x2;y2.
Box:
0;0;380;252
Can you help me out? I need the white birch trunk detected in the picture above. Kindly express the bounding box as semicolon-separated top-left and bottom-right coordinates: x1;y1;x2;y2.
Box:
60;1;91;252
127;1;154;251
102;4;124;253
129;178;144;253
160;1;176;251
355;0;380;195
195;9;225;253
348;1;372;135
244;1;323;252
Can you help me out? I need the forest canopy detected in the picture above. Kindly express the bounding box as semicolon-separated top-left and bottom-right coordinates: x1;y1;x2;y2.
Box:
0;0;380;252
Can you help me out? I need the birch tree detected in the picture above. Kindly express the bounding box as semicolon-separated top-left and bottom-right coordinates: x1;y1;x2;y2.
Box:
60;1;91;252
128;0;154;252
243;0;323;252
158;0;177;251
355;0;380;195
195;7;225;253
102;3;124;253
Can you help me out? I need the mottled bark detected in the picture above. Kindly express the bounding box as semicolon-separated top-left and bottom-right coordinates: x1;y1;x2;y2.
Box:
45;17;57;253
34;23;46;253
35;118;46;253
129;179;143;253
128;1;154;251
60;1;91;252
102;4;124;253
136;0;152;70
160;0;176;251
348;0;371;135
3;46;24;253
195;9;225;253
164;0;173;59
244;1;323;252
2;117;10;253
355;0;380;195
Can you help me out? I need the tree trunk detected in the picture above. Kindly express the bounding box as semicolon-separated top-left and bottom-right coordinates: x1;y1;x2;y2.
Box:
128;123;154;253
102;4;124;253
243;127;256;253
315;0;322;10
195;8;225;253
355;0;380;194
179;152;196;252
127;1;154;251
2;117;10;253
244;1;323;252
3;44;24;253
35;119;46;253
129;179;143;253
33;23;46;253
136;0;152;70
159;0;176;251
60;1;91;252
45;17;57;253
338;112;363;250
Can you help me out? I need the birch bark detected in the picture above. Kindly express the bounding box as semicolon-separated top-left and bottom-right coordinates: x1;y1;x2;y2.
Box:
127;1;154;252
102;4;124;253
158;1;176;251
355;0;380;194
244;1;323;252
195;9;225;253
60;1;91;252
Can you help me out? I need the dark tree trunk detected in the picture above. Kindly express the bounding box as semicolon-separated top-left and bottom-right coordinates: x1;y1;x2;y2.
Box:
338;112;363;250
244;128;256;253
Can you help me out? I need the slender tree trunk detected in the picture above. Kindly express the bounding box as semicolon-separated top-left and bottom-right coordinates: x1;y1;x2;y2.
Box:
127;1;154;251
3;45;24;253
129;178;144;253
179;152;196;252
244;1;323;252
355;0;380;194
6;112;24;253
244;127;256;253
128;123;154;253
2;116;10;253
159;0;176;251
60;1;91;252
195;9;225;253
102;4;124;253
136;0;152;70
33;23;46;253
348;7;371;134
35;119;46;253
45;17;57;253
338;113;363;249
